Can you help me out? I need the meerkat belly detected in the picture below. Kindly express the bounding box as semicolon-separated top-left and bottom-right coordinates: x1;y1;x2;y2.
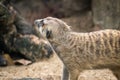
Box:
61;47;120;71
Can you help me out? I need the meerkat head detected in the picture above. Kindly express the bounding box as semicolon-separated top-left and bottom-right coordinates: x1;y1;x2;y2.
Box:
34;17;71;39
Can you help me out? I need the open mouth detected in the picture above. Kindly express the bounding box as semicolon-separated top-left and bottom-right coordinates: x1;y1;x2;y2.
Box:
46;30;51;38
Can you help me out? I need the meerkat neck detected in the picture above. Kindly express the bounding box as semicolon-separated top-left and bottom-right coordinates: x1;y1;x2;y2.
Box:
48;31;84;48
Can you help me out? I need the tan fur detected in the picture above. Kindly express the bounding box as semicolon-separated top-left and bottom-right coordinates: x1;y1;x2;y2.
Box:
34;17;120;80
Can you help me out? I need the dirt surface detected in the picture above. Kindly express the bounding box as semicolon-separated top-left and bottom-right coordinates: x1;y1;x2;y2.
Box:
0;54;62;80
0;53;118;80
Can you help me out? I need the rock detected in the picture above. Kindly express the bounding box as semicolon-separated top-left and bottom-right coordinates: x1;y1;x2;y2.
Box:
12;34;53;61
0;1;53;66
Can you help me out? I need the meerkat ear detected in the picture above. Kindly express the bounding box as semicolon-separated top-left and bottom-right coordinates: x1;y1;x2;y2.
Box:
57;19;71;31
63;23;71;31
53;17;71;31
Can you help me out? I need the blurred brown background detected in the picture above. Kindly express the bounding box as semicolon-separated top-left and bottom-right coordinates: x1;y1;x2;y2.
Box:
12;0;93;32
12;0;120;32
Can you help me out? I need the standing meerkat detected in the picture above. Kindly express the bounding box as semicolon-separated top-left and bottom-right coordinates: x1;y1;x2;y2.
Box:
34;17;120;80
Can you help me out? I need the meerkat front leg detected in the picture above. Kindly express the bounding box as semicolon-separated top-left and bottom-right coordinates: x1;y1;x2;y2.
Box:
62;65;69;80
69;73;78;80
69;70;79;80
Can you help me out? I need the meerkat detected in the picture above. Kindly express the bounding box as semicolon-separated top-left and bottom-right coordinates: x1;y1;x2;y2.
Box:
34;17;120;80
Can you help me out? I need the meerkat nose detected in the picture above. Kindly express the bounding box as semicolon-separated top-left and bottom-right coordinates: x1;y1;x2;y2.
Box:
34;19;44;27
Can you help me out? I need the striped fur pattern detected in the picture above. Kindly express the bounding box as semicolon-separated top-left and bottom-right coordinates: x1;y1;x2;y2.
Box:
34;17;120;80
